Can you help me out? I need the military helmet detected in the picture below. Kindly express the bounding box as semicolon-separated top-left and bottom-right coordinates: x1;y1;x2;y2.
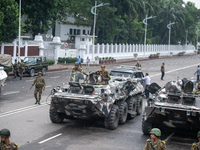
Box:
101;65;105;68
197;131;200;138
75;62;79;66
150;128;161;137
0;128;10;137
38;72;42;75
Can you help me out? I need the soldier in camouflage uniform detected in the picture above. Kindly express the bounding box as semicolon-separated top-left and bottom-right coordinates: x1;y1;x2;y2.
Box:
13;59;18;79
191;131;200;150
18;59;25;80
94;65;110;85
144;128;166;150
0;128;18;150
30;72;46;105
192;82;200;94
71;62;83;76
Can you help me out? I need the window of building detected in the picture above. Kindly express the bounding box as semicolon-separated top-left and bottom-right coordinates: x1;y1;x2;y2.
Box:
70;29;73;35
77;29;80;35
74;29;77;35
83;30;86;35
88;30;90;35
80;38;85;41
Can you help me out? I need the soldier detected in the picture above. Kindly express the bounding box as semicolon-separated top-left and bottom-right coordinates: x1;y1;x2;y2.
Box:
71;62;83;74
144;128;166;150
191;131;200;150
18;59;25;80
94;65;110;85
13;59;18;79
192;82;200;94
30;72;46;105
0;128;18;150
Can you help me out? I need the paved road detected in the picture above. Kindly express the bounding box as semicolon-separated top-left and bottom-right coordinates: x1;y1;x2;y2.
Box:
0;54;200;150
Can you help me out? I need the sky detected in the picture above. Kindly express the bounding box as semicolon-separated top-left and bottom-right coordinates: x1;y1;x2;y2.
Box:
183;0;200;9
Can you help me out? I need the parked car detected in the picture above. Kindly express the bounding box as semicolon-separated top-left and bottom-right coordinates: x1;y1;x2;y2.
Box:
24;56;48;77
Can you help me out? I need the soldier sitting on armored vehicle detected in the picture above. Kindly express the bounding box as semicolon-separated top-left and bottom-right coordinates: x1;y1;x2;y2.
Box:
192;82;200;94
94;65;110;85
70;62;83;77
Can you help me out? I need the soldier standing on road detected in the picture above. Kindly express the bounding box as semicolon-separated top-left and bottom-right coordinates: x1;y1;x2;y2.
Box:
161;62;165;80
94;65;110;85
30;72;46;105
19;59;25;80
77;56;82;68
191;131;200;150
13;59;18;79
194;65;200;81
144;128;166;150
0;128;18;150
135;61;141;70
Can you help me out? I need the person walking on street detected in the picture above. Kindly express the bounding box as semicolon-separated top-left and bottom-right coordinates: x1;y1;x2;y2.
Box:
30;72;46;105
141;73;151;98
194;65;200;81
19;59;25;80
13;59;18;78
0;128;18;150
86;57;90;69
77;56;82;68
161;62;165;80
135;61;141;70
144;128;166;150
191;131;200;150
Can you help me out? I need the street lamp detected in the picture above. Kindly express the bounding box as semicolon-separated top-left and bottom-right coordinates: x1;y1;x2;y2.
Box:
143;15;156;58
91;1;109;63
196;30;200;50
18;0;21;61
167;21;177;51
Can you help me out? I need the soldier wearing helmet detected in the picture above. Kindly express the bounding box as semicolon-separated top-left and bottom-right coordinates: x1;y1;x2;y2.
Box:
94;65;110;85
13;59;18;79
70;62;83;77
18;59;25;80
0;128;18;150
191;131;200;150
144;128;166;150
30;72;46;105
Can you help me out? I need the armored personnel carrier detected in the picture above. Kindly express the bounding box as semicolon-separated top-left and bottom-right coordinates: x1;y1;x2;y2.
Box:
49;71;144;130
142;78;200;134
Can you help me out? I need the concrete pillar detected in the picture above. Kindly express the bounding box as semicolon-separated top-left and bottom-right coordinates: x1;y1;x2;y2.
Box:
50;37;62;64
25;41;28;57
34;34;44;56
1;43;4;54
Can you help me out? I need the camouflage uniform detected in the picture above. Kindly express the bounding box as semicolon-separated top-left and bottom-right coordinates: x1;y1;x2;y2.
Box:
191;142;200;150
144;139;166;150
31;76;46;102
18;61;25;79
13;61;18;77
71;67;83;74
95;70;110;85
192;82;200;94
0;142;18;150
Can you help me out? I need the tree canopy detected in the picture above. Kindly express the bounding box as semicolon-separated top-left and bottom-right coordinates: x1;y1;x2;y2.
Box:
0;0;19;44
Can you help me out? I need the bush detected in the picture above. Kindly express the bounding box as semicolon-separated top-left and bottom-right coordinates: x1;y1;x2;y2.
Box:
47;59;55;65
58;57;81;63
178;51;185;55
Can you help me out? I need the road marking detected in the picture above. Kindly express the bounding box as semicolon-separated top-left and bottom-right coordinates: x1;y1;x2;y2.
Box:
50;76;60;79
39;133;62;144
164;132;174;142
151;63;199;77
26;80;34;82
0;101;50;118
3;91;20;95
45;85;52;88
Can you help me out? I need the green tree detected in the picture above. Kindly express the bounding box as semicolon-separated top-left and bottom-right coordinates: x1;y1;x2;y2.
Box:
0;0;19;44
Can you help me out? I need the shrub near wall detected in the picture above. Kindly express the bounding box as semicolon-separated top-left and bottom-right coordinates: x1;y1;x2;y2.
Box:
58;57;83;63
47;59;55;65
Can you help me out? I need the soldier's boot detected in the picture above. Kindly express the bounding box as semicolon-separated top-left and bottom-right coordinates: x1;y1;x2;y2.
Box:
35;99;38;104
20;76;22;80
38;100;41;105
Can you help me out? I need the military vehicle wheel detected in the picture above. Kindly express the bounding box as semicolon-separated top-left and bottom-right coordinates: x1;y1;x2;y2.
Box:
142;120;152;135
49;111;65;123
29;69;35;77
104;105;119;130
42;67;46;76
119;102;128;125
127;97;137;119
136;95;143;115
